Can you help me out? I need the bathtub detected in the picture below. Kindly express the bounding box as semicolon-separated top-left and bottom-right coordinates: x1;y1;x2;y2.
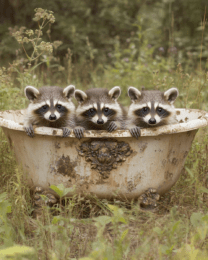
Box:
0;108;208;206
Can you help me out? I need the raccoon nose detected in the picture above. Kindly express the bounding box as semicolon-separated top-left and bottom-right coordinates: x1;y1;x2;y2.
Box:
149;118;156;125
49;114;57;121
97;119;104;124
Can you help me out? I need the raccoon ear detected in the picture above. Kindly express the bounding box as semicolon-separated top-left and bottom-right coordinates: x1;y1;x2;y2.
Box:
74;89;87;103
108;86;121;101
128;87;142;102
63;85;75;99
24;86;40;101
164;88;179;104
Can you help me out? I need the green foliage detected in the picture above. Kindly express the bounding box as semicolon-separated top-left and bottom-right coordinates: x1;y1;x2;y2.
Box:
81;205;129;260
0;192;13;247
0;246;35;259
0;8;66;111
50;184;75;198
1;0;208;72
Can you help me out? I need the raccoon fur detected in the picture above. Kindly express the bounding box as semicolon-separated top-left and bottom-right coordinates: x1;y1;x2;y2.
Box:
73;86;126;139
24;85;75;137
127;87;179;138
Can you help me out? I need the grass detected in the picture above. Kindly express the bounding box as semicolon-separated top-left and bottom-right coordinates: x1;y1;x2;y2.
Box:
1;8;208;260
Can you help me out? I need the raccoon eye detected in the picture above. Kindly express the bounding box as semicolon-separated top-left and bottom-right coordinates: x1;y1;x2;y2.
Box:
42;105;48;110
157;107;163;113
89;108;95;113
142;107;149;112
57;104;62;109
103;107;111;116
88;108;96;116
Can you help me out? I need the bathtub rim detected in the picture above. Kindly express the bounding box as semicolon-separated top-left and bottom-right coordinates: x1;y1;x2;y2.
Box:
0;108;208;138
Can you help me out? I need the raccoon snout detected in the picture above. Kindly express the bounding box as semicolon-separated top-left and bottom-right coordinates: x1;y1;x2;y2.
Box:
49;114;57;121
97;119;104;124
148;118;156;125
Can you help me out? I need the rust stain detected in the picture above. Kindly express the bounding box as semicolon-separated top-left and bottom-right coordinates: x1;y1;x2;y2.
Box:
187;131;192;136
167;149;175;159
55;142;61;149
130;151;138;158
176;111;180;115
154;137;161;140
134;174;142;184
127;180;136;192
55;155;77;177
172;158;178;165
183;151;189;159
64;139;77;147
52;130;57;135
139;143;148;152
162;159;167;166
164;171;173;180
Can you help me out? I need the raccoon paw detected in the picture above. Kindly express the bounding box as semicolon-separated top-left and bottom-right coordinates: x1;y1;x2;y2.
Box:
74;127;85;139
108;121;118;132
129;126;141;139
62;127;71;137
24;125;34;137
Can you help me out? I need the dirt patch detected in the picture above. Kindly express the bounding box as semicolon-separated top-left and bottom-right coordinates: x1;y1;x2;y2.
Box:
183;151;189;159
55;142;61;149
139;143;148;153
164;171;173;180
172;158;178;165
65;139;77;147
52;130;57;135
55;155;77;177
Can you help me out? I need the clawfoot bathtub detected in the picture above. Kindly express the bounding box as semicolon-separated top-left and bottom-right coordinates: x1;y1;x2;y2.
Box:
0;108;208;208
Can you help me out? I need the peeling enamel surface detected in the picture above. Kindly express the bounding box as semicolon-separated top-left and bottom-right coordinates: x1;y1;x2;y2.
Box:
0;108;208;200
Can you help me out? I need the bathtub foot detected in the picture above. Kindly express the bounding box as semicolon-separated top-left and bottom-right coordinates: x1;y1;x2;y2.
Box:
32;186;58;218
139;188;160;211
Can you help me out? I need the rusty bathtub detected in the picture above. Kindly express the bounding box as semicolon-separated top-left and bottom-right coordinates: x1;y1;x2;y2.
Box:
0;108;208;201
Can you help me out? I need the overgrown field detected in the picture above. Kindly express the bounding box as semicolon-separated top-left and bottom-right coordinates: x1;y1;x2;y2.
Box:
1;8;208;260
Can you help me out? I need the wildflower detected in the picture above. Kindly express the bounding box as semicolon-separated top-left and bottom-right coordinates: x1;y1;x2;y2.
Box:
53;41;63;49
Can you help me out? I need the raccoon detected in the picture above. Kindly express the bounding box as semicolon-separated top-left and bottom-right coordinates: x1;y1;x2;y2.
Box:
24;85;75;137
127;87;179;138
73;86;126;139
